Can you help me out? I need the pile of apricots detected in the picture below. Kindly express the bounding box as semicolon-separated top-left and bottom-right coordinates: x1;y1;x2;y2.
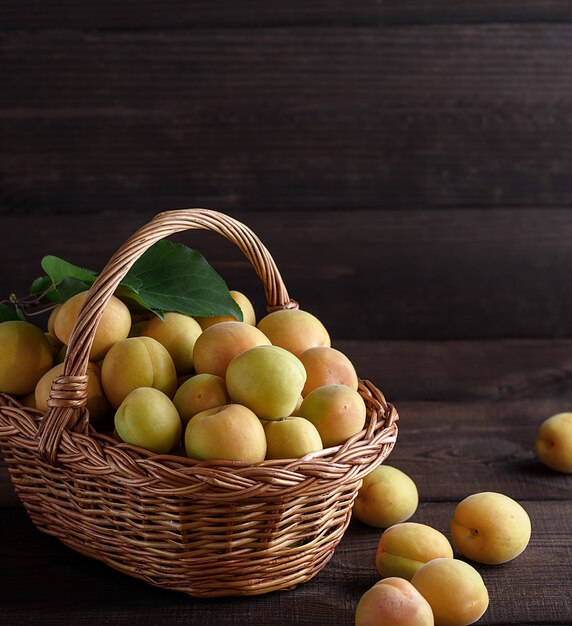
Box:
0;289;367;462
1;285;571;626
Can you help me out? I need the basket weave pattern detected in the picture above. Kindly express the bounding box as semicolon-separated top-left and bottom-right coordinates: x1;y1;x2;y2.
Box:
0;209;398;597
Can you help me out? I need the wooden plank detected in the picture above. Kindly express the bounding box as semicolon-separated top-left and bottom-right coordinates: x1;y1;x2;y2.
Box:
3;209;572;340
3;25;572;212
3;1;572;30
0;501;569;625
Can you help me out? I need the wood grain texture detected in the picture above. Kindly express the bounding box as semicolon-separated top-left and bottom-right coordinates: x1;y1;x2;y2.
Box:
3;209;572;340
3;24;572;212
3;1;572;30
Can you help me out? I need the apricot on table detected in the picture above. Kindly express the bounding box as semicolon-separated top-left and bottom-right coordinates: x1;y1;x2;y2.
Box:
299;384;366;448
54;290;131;361
450;491;531;565
101;336;177;409
195;290;257;329
0;320;54;395
264;416;323;459
35;361;111;422
411;558;489;626
355;577;434;626
226;345;307;420
376;522;454;581
193;321;270;378
535;412;572;473
141;311;202;376
114;387;182;454
257;308;331;357
184;403;267;463
353;465;419;528
173;373;230;426
298;346;359;396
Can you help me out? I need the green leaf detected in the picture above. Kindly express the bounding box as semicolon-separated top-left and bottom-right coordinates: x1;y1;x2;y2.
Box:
31;258;97;305
41;255;97;285
30;275;58;301
23;241;243;320
0;303;21;322
122;240;243;320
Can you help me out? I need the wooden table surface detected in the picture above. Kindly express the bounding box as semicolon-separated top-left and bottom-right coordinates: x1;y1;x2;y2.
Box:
1;217;571;624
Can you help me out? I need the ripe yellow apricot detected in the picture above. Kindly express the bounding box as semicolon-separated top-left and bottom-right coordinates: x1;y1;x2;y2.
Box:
141;312;202;376
264;416;323;459
184;403;267;463
0;320;54;395
535;412;572;473
353;465;419;528
193;321;271;378
226;345;307;420
257;308;331;357
173;373;230;426
47;305;61;336
376;522;454;580
298;345;359;396
101;336;177;409
44;332;63;358
299;384;366;447
34;361;111;422
450;492;531;565
412;558;489;626
355;577;434;626
195;290;257;329
114;387;182;454
54;291;131;361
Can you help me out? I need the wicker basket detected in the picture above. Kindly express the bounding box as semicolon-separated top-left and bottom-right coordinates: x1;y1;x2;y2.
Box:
0;208;398;597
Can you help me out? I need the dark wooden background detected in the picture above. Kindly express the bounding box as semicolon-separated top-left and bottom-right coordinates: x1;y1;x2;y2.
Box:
1;3;572;625
3;2;572;341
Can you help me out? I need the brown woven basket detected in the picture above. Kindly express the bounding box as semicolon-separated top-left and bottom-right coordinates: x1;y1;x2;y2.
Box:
0;208;398;597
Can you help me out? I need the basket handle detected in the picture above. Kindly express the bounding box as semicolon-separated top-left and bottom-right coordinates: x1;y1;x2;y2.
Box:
37;208;296;464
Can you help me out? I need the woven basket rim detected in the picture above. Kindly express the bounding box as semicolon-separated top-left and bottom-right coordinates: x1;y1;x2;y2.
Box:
0;377;398;500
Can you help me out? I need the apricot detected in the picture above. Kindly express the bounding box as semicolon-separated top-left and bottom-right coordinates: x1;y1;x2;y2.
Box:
184;403;267;463
355;577;434;626
450;491;531;565
195;290;256;329
299;384;366;448
101;336;177;409
376;522;454;581
114;387;182;454
35;361;111;422
47;305;61;336
173;373;230;426
193;321;271;378
141;311;202;376
128;319;148;338
264;416;323;459
54;290;131;361
44;332;63;358
257;308;331;357
0;320;54;395
353;465;419;528
298;346;359;397
226;345;307;420
412;558;489;626
535;412;572;473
